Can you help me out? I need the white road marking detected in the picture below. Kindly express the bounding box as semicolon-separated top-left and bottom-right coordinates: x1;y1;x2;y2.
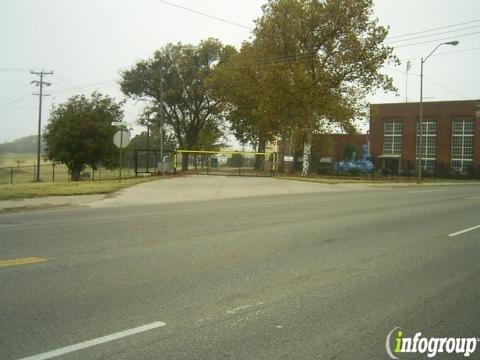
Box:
448;225;480;237
226;304;252;314
19;321;166;360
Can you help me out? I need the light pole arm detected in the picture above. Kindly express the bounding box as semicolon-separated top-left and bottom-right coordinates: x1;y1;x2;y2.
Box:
423;43;443;64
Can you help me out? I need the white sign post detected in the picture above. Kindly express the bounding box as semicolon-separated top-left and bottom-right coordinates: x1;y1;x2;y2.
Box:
113;128;130;182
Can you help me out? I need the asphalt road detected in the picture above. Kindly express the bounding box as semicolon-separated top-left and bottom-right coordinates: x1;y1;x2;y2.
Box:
0;178;479;359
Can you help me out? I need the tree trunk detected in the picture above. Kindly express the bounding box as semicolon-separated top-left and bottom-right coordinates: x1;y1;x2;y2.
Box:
255;139;266;171
70;166;82;181
302;132;312;177
181;153;189;171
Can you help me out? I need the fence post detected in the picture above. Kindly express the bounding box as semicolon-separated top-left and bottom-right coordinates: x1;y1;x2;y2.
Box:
371;159;375;181
239;154;242;176
33;164;36;182
92;167;95;181
52;163;55;182
11;167;13;184
173;152;177;175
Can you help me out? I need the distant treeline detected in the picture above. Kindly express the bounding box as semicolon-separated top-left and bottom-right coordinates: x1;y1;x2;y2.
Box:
0;135;45;154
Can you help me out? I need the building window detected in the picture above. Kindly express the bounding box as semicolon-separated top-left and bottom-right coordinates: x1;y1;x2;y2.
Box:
383;120;403;154
451;118;474;173
416;119;437;170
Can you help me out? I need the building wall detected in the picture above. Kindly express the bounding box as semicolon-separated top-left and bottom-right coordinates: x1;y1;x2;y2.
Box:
370;100;480;168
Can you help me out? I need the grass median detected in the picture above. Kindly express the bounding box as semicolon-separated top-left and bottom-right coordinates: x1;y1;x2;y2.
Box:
0;176;165;201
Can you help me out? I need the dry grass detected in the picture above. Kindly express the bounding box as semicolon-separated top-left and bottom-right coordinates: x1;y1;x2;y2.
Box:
0;176;164;201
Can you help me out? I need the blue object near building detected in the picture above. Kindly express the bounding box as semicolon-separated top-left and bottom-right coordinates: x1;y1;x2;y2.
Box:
334;144;374;174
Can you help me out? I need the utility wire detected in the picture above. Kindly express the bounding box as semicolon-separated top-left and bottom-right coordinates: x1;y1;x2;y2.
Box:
0;98;36;116
394;31;480;48
0;68;31;72
382;65;470;100
385;25;480;44
0;92;32;107
157;0;252;30
0;84;31;102
386;19;480;39
423;76;470;100
400;47;480;61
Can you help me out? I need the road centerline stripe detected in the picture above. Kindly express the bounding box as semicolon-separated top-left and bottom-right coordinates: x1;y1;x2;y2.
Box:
448;225;480;237
0;257;47;268
18;321;166;360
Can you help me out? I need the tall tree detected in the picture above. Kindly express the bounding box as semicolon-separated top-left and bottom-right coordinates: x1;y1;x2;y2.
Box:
43;92;123;180
214;0;398;175
120;38;235;170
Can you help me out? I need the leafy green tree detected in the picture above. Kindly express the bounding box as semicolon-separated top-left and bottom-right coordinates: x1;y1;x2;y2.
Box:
120;38;235;170
214;0;398;175
123;130;177;166
43;92;123;180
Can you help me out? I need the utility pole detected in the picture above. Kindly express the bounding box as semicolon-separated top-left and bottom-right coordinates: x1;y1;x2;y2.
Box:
159;66;165;176
405;61;411;103
31;70;53;182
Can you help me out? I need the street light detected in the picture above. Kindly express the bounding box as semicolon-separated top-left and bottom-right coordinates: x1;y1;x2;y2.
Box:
418;40;459;183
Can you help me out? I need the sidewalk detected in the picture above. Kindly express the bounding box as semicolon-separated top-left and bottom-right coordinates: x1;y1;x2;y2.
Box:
0;194;104;213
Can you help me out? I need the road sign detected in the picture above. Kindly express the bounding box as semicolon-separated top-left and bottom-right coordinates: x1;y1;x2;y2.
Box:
113;130;130;148
112;121;129;127
283;156;294;162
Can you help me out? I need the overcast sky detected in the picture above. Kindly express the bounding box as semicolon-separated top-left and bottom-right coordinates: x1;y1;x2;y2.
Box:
1;0;479;144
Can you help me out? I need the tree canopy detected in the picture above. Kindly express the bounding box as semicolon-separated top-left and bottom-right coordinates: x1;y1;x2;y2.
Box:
43;92;123;180
211;0;398;175
120;38;235;169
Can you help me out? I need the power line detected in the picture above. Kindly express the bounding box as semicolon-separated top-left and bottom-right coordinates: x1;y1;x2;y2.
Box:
0;98;36;117
53;73;89;93
385;25;480;44
400;47;480;61
386;19;480;39
0;68;31;72
0;93;32;108
382;65;470;100
0;84;31;102
394;31;480;49
423;76;470;100
157;0;252;30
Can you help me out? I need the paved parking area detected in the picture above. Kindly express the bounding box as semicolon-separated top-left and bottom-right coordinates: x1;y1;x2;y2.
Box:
89;175;364;208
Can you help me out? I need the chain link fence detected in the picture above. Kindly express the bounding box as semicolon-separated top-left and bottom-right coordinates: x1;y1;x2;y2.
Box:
275;153;480;181
0;164;137;185
174;151;276;177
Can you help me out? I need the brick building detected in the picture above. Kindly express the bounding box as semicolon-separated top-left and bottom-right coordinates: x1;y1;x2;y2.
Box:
369;100;480;175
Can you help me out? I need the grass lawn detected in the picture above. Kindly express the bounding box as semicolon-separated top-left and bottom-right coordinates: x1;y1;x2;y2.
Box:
0;176;165;201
